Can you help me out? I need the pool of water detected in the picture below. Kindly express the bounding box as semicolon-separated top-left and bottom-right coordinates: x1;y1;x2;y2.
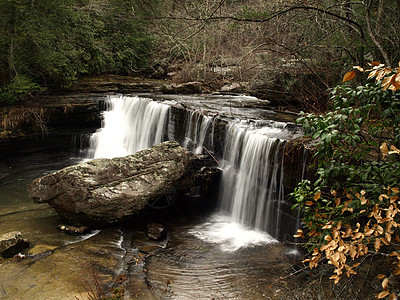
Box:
0;152;300;299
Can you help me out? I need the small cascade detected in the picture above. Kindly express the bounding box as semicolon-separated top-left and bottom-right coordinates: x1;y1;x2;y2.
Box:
219;121;287;234
183;111;213;154
86;95;170;159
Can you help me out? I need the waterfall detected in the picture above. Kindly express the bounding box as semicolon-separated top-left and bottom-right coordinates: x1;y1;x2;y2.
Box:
86;95;170;159
84;94;298;242
219;121;286;233
183;111;212;154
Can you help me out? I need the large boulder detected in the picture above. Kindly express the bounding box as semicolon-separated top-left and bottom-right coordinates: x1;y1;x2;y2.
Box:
28;141;195;226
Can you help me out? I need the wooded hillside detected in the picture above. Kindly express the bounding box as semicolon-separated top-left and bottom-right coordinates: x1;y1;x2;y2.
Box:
1;0;399;110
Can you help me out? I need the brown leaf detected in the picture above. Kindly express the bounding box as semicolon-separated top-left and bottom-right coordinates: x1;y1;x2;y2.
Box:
370;61;382;66
349;245;357;259
314;192;321;201
368;69;379;79
390;293;396;300
343;70;357;82
382;74;395;90
377;274;387;279
375;238;381;251
353;66;364;72
305;201;314;206
381;143;389;158
377;291;390;299
381;237;390;246
393;268;400;276
382;277;389;289
364;228;374;236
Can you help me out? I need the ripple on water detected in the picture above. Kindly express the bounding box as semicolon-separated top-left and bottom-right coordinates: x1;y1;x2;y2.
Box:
188;213;277;252
146;214;290;300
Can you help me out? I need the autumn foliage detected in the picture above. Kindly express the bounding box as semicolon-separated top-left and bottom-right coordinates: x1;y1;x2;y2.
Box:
294;62;400;298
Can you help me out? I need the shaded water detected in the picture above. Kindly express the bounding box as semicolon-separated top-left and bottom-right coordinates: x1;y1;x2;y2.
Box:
146;214;295;299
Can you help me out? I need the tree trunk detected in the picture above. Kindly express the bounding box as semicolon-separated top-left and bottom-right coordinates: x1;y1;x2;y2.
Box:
365;0;391;66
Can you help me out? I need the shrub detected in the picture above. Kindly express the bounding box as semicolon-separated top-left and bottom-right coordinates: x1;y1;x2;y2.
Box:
292;62;400;298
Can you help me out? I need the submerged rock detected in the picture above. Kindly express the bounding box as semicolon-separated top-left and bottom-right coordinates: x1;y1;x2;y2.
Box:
147;223;167;241
0;231;29;258
28;141;195;226
57;224;89;235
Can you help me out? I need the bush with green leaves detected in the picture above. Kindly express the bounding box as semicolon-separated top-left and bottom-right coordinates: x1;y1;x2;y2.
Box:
293;77;400;246
0;75;42;105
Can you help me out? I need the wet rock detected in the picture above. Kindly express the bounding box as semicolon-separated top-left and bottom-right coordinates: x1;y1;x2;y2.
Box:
162;81;203;94
147;223;167;241
28;244;58;255
0;231;30;258
28;141;196;226
137;245;163;254
57;224;89;235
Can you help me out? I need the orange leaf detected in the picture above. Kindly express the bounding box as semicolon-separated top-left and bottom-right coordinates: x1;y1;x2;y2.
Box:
393;268;400;276
381;143;389;158
377;274;386;279
382;74;395;90
343;70;357;82
382;277;389;289
314;192;321;201
377;290;390;299
370;61;382;66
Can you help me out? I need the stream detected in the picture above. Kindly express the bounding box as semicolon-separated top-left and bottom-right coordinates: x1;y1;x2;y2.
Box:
0;93;304;299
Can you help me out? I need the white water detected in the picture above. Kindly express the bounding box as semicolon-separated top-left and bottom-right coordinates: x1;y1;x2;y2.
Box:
84;95;295;250
189;213;277;252
219;121;287;233
86;95;170;158
183;111;212;154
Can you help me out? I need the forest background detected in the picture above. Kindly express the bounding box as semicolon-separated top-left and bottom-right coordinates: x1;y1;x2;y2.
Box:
1;0;399;110
1;1;400;298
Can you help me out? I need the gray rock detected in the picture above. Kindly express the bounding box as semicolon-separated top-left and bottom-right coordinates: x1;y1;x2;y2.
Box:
28;141;195;226
162;82;203;94
0;231;29;258
147;223;167;241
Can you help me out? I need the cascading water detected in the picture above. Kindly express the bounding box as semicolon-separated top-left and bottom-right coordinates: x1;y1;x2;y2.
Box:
84;94;299;249
208;121;287;237
183;111;213;154
86;95;170;159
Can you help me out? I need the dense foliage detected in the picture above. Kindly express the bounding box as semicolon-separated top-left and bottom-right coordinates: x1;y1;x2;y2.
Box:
0;0;157;104
292;64;400;297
